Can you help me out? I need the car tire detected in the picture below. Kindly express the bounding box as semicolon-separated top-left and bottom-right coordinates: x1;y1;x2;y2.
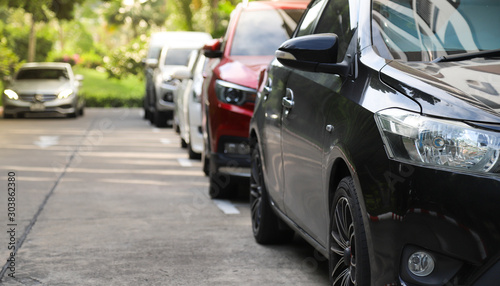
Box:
181;138;188;148
250;147;294;244
153;110;168;127
173;118;180;134
208;171;234;199
3;113;14;119
330;177;370;286
79;107;84;116
201;126;210;176
187;143;201;160
202;151;210;176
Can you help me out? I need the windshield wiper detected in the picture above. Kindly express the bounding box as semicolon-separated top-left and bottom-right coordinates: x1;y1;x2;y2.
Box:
432;49;500;63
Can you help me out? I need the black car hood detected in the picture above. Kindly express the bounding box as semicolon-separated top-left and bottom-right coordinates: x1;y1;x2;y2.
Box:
380;59;500;124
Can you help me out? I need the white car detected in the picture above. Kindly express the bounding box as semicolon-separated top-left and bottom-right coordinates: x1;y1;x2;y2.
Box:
2;62;84;118
172;50;208;159
143;32;212;127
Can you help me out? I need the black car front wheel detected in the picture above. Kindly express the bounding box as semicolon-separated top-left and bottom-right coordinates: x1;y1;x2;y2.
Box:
250;147;293;244
330;177;370;286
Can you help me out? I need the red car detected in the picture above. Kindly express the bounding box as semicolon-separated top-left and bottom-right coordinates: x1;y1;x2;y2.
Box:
201;1;308;198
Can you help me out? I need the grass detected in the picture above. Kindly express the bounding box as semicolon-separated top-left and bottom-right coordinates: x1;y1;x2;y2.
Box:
1;68;143;108
73;67;144;108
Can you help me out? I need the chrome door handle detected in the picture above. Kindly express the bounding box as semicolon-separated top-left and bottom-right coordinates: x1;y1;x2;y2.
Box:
262;78;272;101
282;88;294;109
282;97;294;108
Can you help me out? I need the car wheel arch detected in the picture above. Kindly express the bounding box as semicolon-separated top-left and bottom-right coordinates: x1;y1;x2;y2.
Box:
327;153;375;282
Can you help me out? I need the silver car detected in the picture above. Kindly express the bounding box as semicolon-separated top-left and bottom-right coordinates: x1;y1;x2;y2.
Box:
2;62;85;118
172;50;208;159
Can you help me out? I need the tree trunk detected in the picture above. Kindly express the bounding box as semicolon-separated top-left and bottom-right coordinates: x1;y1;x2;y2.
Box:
211;0;219;35
28;13;37;62
59;20;64;52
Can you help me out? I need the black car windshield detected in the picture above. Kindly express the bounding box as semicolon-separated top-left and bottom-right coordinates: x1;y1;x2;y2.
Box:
230;8;305;56
164;48;193;66
372;0;500;62
16;68;69;80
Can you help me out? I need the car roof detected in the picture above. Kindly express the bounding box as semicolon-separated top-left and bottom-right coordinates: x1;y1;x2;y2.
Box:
20;62;71;69
149;32;212;46
241;0;309;10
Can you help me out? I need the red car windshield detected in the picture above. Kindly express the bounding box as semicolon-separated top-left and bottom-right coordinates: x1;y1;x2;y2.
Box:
230;8;305;56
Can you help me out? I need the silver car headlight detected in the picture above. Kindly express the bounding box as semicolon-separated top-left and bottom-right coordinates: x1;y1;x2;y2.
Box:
4;89;19;100
375;109;500;173
215;80;256;106
58;89;73;99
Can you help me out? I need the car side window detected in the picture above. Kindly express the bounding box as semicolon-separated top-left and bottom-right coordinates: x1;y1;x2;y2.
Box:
315;0;356;62
296;0;328;37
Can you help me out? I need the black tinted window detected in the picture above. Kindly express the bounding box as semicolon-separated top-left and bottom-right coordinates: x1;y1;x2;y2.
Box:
315;0;355;61
16;68;69;80
231;9;304;56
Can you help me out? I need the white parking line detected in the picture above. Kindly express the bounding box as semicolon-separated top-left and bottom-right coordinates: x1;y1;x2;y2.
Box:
177;158;193;167
213;199;240;214
34;136;59;148
160;138;171;144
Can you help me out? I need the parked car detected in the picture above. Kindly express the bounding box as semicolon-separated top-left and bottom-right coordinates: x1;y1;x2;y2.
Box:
250;0;500;285
2;62;84;118
171;50;208;159
143;31;212;127
201;0;308;198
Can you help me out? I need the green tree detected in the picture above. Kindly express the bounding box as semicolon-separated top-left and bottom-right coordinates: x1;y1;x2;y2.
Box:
0;0;86;62
103;0;166;40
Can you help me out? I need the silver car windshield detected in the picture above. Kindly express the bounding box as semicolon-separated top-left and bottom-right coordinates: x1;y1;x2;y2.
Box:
164;49;193;66
372;0;500;62
16;68;69;80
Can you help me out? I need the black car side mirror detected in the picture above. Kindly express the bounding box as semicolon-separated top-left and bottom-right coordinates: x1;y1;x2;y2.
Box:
276;33;349;75
203;39;223;59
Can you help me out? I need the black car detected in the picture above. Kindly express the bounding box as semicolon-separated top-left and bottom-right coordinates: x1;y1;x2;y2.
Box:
249;0;500;285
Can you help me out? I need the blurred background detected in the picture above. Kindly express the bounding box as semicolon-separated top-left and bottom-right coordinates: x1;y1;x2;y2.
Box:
0;0;238;108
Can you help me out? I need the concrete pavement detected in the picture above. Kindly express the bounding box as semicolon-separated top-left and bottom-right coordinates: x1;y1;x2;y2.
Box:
0;108;328;285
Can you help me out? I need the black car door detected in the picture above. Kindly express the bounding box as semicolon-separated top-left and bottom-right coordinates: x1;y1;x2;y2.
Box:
281;0;357;246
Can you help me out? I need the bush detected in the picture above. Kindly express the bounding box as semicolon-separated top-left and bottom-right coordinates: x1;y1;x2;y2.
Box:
84;92;142;108
103;36;147;80
0;41;22;81
4;24;55;62
79;52;104;69
74;67;143;108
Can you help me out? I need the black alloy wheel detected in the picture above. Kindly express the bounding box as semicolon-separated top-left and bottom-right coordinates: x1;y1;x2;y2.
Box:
330;177;369;286
250;147;293;244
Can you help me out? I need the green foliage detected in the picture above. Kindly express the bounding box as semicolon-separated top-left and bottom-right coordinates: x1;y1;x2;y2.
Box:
213;0;235;38
79;51;104;69
0;15;22;84
0;41;21;80
103;0;166;38
1;0;85;22
4;24;55;62
74;67;143;108
103;36;146;80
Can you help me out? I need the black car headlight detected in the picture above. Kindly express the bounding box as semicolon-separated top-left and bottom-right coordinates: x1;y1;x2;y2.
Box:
375;109;500;173
215;80;256;106
4;89;19;100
